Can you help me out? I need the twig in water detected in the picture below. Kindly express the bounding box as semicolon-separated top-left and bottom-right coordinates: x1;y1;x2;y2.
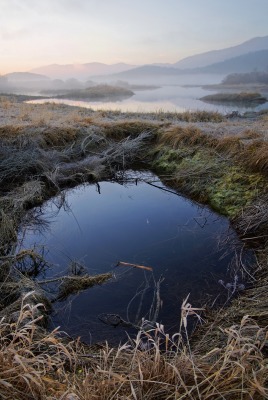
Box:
116;261;153;272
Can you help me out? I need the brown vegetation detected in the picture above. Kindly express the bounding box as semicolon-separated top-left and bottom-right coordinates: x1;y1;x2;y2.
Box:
0;96;268;399
200;92;267;104
56;84;134;100
0;299;267;399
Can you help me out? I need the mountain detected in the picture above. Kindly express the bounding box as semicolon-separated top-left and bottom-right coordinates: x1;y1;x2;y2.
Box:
30;62;136;80
95;50;268;84
104;65;183;79
191;50;268;74
4;72;49;81
174;36;268;69
90;65;194;85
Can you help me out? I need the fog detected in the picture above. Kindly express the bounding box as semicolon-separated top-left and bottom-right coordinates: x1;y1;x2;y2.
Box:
0;71;224;93
1;70;268;114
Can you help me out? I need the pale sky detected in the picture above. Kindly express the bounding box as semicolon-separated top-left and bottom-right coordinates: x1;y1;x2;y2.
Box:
1;0;268;74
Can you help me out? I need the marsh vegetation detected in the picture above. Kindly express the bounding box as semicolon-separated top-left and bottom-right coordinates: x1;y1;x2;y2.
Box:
54;84;134;101
0;96;267;398
200;91;267;105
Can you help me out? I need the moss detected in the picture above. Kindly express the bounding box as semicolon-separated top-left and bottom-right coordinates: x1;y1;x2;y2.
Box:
208;167;266;217
151;144;267;219
151;146;196;173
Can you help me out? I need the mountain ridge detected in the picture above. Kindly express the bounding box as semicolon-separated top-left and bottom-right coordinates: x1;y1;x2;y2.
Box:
30;62;136;80
92;49;268;82
174;35;268;69
5;35;268;83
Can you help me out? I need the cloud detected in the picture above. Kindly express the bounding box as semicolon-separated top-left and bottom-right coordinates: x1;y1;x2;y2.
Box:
0;27;30;41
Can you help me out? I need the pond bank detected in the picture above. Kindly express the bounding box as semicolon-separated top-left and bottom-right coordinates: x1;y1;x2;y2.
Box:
0;96;267;399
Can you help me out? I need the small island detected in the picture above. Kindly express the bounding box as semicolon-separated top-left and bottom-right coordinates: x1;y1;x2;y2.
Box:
55;84;134;101
200;92;267;105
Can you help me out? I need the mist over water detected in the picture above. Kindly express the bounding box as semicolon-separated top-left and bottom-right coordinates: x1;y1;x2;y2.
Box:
28;84;268;114
26;73;268;114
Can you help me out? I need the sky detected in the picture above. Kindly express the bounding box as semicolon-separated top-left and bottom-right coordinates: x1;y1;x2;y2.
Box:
1;0;268;74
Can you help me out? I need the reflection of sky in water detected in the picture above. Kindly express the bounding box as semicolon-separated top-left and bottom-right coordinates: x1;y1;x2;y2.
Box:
19;172;251;344
28;84;268;114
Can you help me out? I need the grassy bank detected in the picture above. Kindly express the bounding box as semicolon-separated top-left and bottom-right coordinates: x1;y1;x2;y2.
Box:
0;96;267;399
48;84;134;101
200;91;267;105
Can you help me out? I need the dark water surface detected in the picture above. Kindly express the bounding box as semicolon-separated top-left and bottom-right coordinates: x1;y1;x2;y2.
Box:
18;171;249;343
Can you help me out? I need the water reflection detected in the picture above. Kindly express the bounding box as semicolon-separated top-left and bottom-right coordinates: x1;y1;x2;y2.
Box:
28;84;268;114
18;171;251;343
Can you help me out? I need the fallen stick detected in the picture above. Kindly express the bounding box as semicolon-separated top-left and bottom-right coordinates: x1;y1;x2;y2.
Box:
116;261;153;272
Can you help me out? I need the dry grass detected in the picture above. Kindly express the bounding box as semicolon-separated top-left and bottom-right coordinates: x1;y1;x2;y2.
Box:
201;92;267;104
156;124;268;177
239;140;268;174
0;300;78;399
99;120;160;140
0;125;24;139
0;298;267;400
234;192;268;246
179;110;225;122
0;100;268;399
0;96;16;110
158;125;217;148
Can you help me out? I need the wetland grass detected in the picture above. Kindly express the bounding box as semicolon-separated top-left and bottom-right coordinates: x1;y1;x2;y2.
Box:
0;98;267;399
0;298;267;399
200;91;267;105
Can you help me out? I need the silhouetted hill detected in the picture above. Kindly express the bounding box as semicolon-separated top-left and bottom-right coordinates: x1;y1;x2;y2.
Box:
174;36;268;69
193;50;268;74
4;72;49;81
103;65;183;79
30;62;136;80
99;50;268;82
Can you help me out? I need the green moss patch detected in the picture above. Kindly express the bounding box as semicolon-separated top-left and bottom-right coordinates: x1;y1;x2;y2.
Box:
151;145;267;218
208;166;266;217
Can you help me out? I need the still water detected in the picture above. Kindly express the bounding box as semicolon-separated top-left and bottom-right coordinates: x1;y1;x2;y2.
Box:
18;171;250;343
28;84;268;114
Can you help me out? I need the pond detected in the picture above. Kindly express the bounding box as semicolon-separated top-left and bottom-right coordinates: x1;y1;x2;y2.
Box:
18;171;251;344
27;83;268;114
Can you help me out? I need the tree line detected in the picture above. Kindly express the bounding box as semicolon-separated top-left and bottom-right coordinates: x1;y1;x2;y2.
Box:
222;71;268;85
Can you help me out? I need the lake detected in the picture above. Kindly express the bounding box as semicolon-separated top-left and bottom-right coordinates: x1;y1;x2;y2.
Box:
17;171;251;344
28;83;268;114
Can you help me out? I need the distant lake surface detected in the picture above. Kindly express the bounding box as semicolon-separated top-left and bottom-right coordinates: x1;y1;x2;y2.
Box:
28;83;268;114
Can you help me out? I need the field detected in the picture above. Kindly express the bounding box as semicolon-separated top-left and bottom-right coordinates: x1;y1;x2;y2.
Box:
0;95;268;399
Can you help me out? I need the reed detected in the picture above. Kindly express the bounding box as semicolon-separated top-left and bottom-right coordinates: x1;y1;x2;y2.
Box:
0;297;266;400
0;99;267;399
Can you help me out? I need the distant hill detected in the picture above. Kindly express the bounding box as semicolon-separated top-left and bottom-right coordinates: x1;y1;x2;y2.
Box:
11;35;268;85
4;72;49;81
192;50;268;74
30;62;136;80
104;65;183;79
97;50;268;83
174;36;268;69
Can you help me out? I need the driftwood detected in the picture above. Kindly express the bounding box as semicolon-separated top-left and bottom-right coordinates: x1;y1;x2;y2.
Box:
116;261;153;272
